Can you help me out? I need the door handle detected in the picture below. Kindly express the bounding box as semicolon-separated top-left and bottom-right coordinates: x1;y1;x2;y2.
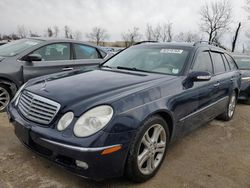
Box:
214;82;220;87
62;67;73;71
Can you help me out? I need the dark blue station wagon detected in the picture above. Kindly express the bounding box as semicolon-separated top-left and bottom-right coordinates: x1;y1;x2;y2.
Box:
7;42;241;182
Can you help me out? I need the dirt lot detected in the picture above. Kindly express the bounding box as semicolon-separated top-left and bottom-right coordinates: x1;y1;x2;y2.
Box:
0;104;250;188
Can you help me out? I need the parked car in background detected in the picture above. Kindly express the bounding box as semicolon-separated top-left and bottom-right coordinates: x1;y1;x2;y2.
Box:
233;54;250;104
0;41;8;46
100;46;115;53
8;42;240;182
0;37;107;111
100;46;124;56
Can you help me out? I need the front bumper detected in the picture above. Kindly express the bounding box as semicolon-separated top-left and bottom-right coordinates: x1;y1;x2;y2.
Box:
239;80;250;101
7;104;133;180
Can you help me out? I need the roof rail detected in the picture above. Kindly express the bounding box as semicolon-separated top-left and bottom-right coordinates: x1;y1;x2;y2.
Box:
133;41;158;46
193;41;227;50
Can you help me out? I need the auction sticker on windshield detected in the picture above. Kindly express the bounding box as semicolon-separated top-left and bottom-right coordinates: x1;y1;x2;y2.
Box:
160;49;183;54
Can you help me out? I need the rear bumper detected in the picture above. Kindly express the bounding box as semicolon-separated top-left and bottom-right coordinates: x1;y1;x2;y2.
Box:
239;81;250;101
8;104;133;180
238;92;249;101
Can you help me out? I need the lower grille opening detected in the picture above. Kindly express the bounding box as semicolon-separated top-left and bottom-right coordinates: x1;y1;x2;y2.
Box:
30;139;53;157
56;155;75;166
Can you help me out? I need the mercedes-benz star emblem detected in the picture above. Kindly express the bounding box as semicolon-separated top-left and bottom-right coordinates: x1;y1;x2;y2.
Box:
40;79;47;91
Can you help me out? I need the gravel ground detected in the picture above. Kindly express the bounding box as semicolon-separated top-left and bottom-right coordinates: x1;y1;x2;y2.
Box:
0;104;250;188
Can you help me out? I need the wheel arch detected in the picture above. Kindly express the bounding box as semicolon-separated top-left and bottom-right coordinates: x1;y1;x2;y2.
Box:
143;109;175;140
234;88;239;99
0;77;18;97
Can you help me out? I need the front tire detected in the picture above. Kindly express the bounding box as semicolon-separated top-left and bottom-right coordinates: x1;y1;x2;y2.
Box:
125;115;169;182
218;91;237;121
0;84;11;112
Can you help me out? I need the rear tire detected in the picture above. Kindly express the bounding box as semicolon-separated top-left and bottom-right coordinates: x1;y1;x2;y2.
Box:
125;115;170;182
0;84;11;112
218;91;237;121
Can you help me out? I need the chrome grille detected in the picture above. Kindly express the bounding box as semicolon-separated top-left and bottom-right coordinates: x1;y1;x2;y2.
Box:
18;91;61;125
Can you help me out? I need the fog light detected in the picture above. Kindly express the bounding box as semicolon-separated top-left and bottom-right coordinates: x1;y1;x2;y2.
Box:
75;160;89;169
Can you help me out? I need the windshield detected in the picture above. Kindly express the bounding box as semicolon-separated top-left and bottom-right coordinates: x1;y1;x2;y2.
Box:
0;39;42;57
234;56;250;69
103;47;190;75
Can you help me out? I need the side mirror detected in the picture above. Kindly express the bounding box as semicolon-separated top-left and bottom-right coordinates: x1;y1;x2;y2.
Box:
187;71;212;82
23;54;42;62
183;71;212;89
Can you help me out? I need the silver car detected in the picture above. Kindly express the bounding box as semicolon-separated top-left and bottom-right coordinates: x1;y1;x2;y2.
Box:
0;37;108;111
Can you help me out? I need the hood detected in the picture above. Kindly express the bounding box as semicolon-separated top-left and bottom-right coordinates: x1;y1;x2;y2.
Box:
25;68;175;113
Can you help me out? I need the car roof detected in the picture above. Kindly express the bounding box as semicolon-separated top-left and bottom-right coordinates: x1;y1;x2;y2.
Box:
27;37;81;42
26;37;102;49
133;42;226;52
135;42;194;48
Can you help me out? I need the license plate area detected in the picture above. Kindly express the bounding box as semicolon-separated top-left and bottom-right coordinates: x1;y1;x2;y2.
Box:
15;123;30;144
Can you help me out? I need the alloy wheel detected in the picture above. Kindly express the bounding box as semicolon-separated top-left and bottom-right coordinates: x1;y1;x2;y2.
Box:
137;124;167;175
228;94;236;118
0;87;10;111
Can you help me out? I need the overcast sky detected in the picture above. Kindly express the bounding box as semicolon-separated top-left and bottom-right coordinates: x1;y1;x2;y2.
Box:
0;0;249;50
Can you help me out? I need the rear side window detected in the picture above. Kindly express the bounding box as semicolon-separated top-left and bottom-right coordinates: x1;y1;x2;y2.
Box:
211;52;226;74
222;54;230;71
225;54;238;70
74;44;100;59
192;51;213;73
234;56;250;69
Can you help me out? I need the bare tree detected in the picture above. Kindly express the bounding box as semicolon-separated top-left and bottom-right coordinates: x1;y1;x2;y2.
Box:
2;35;11;41
122;27;142;47
145;24;154;41
11;33;20;40
145;23;173;42
53;26;59;37
29;30;40;37
47;27;53;37
161;23;173;42
153;24;162;41
244;0;250;17
243;44;246;53
17;25;28;38
175;32;200;42
86;27;109;45
73;31;82;40
232;22;241;52
64;25;71;38
200;0;232;42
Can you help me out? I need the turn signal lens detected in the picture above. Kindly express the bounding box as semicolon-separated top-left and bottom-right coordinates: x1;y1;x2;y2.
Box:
101;145;122;155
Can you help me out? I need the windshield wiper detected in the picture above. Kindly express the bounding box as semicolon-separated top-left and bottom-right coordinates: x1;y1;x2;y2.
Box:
116;66;139;71
102;65;155;74
101;65;113;69
116;66;152;73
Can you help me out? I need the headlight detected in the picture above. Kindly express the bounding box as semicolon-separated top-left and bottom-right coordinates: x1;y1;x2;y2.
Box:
57;112;74;131
12;83;27;106
73;105;113;137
